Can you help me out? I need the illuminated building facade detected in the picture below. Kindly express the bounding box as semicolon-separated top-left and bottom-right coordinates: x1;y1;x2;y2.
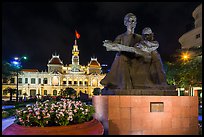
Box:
2;40;105;98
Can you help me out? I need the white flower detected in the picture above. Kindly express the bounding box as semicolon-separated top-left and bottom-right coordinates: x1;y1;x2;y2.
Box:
80;107;84;110
37;116;41;119
29;110;33;113
35;111;40;115
26;104;31;107
23;111;27;113
68;112;73;116
74;109;77;113
59;112;64;117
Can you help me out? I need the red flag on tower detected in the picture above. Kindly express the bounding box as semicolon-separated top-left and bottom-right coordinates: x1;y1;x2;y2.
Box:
75;30;80;39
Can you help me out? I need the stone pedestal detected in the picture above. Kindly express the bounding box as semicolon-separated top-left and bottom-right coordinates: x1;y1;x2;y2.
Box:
93;95;199;135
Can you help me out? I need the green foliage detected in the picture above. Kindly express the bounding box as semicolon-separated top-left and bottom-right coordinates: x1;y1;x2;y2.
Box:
2;111;9;118
2;109;17;119
59;88;77;97
92;88;101;95
165;55;202;88
2;61;16;80
4;87;16;101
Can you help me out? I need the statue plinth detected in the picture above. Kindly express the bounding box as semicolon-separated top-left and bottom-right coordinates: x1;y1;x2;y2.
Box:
102;85;177;96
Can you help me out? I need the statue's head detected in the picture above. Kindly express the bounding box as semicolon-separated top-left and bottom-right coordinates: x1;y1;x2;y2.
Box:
142;27;154;41
124;13;137;29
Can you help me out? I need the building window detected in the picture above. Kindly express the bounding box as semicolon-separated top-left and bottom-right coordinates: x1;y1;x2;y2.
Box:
196;34;200;39
30;90;36;96
31;78;35;84
150;102;164;112
63;81;66;85
10;78;15;84
18;78;22;83
79;81;83;85
68;81;72;85
53;90;57;96
25;78;28;84
44;90;47;95
38;78;41;84
43;78;48;84
74;81;77;85
85;81;88;86
3;78;8;83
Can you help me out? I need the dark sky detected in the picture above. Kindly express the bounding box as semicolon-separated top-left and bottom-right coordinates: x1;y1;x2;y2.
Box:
2;2;201;71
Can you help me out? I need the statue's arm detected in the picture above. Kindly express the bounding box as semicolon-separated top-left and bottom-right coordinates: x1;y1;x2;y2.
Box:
103;40;121;51
143;41;159;52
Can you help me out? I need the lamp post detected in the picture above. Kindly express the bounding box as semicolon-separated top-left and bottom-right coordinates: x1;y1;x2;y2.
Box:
11;56;27;102
181;51;190;63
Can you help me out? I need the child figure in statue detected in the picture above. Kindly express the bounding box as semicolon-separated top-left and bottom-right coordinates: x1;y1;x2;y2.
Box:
137;27;167;85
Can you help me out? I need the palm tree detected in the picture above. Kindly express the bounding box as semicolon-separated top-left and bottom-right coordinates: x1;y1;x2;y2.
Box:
4;87;16;102
2;61;15;81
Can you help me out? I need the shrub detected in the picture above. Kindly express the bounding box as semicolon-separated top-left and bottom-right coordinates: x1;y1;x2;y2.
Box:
2;111;9;118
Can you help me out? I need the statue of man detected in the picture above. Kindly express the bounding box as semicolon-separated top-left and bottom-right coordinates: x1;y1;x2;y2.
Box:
101;13;154;89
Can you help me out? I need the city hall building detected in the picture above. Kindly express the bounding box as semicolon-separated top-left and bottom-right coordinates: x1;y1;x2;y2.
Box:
2;40;106;98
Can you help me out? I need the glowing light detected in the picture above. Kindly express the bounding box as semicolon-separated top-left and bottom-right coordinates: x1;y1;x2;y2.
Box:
185;90;189;93
101;64;108;67
14;57;19;60
12;61;20;65
23;56;27;60
181;52;190;62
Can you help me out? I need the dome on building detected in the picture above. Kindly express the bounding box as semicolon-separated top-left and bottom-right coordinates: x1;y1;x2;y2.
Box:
88;57;101;68
48;54;63;65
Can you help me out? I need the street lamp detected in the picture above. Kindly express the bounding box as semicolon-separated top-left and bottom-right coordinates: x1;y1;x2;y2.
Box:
11;56;27;102
181;51;190;62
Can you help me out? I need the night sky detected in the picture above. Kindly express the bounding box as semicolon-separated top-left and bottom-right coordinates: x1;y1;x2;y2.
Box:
2;2;201;71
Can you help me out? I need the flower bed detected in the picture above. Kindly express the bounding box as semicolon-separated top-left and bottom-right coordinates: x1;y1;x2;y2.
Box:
15;99;95;127
3;98;104;135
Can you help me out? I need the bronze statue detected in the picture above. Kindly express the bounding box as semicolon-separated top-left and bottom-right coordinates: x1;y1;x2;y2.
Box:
101;13;167;90
138;27;167;85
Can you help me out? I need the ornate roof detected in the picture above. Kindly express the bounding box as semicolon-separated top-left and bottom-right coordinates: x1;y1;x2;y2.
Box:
88;57;101;68
48;54;63;65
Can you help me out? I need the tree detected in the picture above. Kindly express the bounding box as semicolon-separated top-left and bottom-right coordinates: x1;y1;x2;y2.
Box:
2;60;24;102
62;87;77;97
92;88;101;95
165;46;202;88
4;87;16;102
2;61;16;82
